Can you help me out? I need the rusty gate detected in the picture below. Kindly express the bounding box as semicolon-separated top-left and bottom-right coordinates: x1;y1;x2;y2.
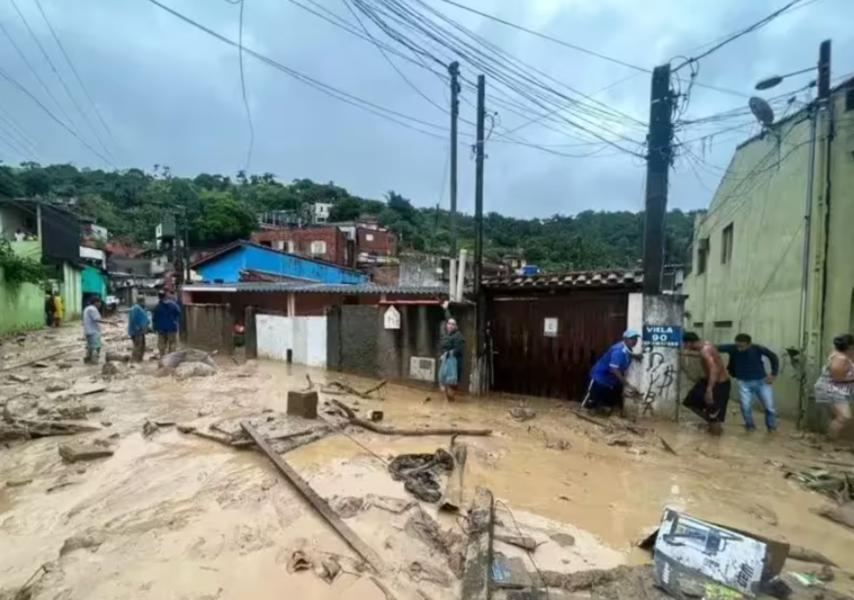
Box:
488;292;629;401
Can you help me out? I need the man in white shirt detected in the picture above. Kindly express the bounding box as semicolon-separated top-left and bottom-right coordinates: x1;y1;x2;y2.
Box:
13;229;25;242
82;297;110;364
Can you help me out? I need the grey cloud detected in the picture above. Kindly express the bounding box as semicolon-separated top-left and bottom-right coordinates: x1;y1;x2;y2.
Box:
0;0;851;219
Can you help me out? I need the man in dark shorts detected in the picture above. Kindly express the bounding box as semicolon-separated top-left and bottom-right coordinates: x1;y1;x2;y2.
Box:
682;331;731;435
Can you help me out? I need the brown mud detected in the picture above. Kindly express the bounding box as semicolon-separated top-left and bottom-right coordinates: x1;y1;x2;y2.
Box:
1;323;853;599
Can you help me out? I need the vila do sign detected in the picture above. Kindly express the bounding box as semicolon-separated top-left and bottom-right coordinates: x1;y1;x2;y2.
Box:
642;325;682;348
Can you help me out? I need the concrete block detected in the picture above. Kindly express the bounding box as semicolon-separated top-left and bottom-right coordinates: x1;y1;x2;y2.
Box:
287;390;319;419
58;443;114;463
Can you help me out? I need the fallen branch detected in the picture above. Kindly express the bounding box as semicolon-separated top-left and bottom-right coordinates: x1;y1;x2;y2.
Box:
12;418;101;438
242;421;385;574
331;400;492;437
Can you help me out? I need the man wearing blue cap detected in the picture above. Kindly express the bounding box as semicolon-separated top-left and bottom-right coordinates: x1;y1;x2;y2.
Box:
582;329;640;414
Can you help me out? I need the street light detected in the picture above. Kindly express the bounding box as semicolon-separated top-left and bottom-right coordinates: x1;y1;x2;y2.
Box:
754;66;817;91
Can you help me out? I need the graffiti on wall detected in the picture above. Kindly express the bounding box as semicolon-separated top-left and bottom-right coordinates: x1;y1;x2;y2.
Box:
641;345;676;415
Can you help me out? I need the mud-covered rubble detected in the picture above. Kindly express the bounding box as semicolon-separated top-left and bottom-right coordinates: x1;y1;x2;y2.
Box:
175;411;333;453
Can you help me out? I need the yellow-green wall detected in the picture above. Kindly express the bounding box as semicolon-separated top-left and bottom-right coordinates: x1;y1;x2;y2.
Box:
683;84;854;423
0;267;44;335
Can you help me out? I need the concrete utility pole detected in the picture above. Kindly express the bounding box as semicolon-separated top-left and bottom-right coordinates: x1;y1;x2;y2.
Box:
642;64;674;296
448;61;461;258
473;75;486;361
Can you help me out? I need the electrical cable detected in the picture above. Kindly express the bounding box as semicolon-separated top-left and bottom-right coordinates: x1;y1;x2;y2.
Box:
234;0;254;172
431;0;752;99
8;0;116;164
0;65;115;165
31;0;121;158
341;0;449;115
672;0;807;72
144;0;455;138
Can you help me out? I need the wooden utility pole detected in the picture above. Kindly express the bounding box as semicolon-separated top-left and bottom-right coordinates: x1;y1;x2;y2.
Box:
449;61;461;257
642;64;673;295
473;75;486;361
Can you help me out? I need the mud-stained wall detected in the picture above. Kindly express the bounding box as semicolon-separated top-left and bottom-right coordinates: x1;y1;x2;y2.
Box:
185;303;234;355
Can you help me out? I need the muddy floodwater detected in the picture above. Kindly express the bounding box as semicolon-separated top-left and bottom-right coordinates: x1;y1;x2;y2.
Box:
1;323;853;599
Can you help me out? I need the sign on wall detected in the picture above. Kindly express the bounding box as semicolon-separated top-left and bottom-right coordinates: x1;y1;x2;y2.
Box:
543;317;558;337
384;306;401;330
642;325;683;348
410;356;436;381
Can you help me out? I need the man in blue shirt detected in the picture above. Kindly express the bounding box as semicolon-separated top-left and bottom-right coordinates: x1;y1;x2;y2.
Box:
128;296;150;362
717;333;779;432
582;330;640;413
153;291;182;358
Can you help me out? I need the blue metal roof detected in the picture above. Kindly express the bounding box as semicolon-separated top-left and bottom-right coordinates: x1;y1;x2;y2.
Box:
183;281;448;295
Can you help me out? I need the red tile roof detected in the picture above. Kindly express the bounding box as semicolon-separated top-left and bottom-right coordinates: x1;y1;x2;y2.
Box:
482;269;643;290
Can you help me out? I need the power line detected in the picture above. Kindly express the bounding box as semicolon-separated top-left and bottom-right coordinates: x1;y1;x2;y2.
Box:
8;0;116;164
144;0;453;137
431;0;750;98
0;15;78;131
234;0;254;172
341;0;448;114
31;0;121;159
672;0;808;72
0;65;115;165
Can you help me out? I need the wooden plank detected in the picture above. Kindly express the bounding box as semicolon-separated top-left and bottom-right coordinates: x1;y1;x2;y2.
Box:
439;439;468;513
241;421;385;573
461;486;495;600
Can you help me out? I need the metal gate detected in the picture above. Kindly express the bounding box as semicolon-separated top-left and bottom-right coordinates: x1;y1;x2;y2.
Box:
489;292;628;401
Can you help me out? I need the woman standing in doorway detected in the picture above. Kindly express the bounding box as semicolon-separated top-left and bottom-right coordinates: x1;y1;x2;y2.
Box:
814;333;854;438
439;300;465;402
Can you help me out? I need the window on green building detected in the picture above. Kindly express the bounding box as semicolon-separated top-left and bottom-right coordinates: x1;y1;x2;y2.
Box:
722;224;734;265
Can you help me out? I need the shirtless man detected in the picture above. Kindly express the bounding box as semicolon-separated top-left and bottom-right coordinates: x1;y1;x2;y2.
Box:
682;331;731;435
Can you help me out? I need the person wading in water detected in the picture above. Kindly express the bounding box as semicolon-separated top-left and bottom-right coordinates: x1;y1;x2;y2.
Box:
439;300;465;402
682;331;731;435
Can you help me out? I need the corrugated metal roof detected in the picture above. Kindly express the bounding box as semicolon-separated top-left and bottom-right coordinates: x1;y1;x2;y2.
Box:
482;269;643;290
183;281;448;295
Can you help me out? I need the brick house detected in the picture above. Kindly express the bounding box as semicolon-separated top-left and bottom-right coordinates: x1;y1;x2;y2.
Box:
252;226;349;266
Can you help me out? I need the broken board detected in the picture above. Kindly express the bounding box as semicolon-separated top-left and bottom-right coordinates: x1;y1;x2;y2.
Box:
241;421;385;574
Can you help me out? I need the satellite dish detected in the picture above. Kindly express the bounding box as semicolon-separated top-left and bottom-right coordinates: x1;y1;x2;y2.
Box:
749;96;775;128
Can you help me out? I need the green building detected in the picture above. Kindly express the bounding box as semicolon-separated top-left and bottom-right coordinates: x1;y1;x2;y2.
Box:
682;76;854;427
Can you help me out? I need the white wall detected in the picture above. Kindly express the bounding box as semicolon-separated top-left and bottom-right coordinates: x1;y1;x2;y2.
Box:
256;314;327;367
639;294;685;420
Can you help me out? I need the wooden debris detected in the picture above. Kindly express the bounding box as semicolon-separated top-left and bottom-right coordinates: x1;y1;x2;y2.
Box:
788;544;838;567
658;435;678;455
817;502;854;531
570;409;647;436
331;400;492;437
439;437;468;513
59;443;114;463
495;534;538;552
461;487;495;600
14;419;101;438
0;348;75;373
241;421;385;574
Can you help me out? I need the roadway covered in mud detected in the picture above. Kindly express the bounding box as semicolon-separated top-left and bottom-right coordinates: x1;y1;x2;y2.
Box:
1;321;853;600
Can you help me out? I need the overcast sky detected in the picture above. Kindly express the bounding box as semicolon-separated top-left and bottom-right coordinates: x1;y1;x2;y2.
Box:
0;0;850;219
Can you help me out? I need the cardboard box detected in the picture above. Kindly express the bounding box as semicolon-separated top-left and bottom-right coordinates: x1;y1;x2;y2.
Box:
639;509;789;598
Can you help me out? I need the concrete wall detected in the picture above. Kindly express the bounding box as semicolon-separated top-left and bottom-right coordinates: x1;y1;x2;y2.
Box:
327;304;471;386
184;303;234;354
682;114;812;419
197;244;367;284
0;267;44;335
255;314;327;367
